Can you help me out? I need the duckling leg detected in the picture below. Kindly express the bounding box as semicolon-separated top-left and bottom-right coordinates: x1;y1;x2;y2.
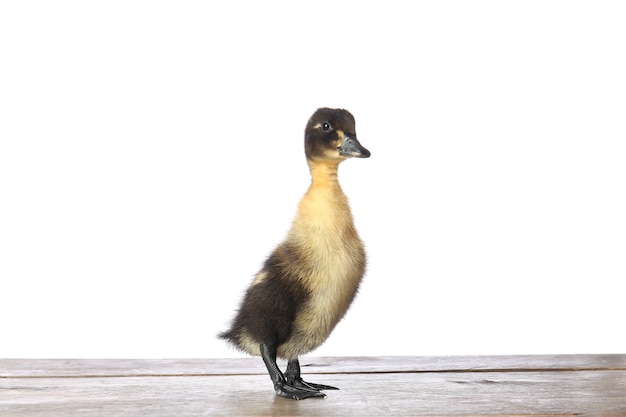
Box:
260;343;325;400
285;358;339;391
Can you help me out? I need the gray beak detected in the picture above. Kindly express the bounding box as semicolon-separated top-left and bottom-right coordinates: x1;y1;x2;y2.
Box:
338;136;371;158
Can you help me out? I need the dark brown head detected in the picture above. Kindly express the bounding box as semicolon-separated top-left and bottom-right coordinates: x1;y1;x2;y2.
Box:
304;108;370;162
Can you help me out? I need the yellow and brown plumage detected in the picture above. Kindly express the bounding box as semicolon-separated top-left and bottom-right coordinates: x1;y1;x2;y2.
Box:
220;107;370;399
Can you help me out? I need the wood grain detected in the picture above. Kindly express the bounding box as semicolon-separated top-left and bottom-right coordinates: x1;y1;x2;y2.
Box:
1;355;625;417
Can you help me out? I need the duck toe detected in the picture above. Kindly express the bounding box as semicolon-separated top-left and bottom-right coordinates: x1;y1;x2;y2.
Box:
274;382;326;400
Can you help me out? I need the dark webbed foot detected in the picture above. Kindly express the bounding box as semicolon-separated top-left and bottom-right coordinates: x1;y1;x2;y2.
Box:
291;379;339;391
260;344;336;399
274;381;326;400
285;358;339;392
260;344;327;400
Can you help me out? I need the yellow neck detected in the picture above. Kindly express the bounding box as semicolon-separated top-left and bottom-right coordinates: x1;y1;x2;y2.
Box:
294;159;350;235
307;159;342;188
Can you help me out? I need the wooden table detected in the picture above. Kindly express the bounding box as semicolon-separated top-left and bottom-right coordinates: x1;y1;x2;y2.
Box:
1;355;625;416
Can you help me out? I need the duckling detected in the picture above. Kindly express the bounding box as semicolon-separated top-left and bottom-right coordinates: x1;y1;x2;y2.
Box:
219;107;370;400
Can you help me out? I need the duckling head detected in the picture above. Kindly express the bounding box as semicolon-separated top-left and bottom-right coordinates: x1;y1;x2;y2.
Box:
305;108;370;162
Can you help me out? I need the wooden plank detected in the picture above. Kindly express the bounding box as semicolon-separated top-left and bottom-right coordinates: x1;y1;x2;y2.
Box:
2;354;625;378
1;370;625;416
1;356;625;416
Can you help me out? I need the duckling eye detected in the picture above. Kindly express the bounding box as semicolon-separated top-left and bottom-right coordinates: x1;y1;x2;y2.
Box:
322;122;332;132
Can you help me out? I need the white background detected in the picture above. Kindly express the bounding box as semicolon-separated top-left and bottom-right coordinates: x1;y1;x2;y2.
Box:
1;1;624;358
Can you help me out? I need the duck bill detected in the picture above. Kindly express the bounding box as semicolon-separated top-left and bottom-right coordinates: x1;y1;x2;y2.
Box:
338;136;371;158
